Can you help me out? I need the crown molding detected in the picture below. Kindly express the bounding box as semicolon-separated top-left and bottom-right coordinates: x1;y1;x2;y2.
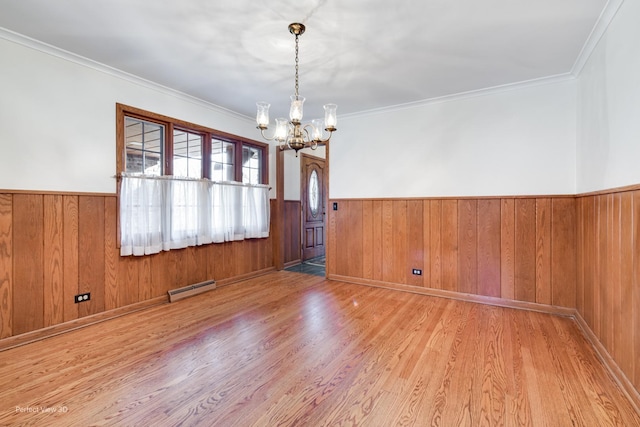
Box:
340;0;625;121
340;73;575;120
571;0;624;76
0;27;251;122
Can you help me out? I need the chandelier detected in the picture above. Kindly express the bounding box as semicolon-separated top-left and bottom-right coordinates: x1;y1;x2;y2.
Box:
256;23;337;155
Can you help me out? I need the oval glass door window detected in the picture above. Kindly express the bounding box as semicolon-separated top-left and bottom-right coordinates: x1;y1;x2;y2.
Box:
308;169;320;217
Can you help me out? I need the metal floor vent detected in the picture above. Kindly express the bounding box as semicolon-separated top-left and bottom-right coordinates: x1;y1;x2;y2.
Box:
168;280;216;303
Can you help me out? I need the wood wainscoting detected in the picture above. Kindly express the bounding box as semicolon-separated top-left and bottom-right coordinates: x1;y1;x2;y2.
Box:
0;192;275;341
576;188;640;403
327;191;640;406
327;197;576;307
283;200;301;266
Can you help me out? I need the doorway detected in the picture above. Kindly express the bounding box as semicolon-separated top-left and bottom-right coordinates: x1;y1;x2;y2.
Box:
300;153;326;263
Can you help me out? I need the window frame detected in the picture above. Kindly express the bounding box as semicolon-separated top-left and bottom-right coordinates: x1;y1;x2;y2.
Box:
116;103;269;183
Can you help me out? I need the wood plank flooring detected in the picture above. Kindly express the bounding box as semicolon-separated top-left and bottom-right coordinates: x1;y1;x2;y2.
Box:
0;271;638;426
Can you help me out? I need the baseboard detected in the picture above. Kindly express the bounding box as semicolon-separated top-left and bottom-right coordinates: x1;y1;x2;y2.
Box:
573;312;640;414
0;296;167;352
0;267;277;352
215;267;276;287
284;259;302;268
327;274;576;317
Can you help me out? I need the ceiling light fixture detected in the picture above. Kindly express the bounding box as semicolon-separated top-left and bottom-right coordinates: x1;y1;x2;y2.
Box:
256;23;337;156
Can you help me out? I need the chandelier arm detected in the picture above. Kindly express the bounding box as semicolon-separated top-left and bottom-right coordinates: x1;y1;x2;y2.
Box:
258;126;278;141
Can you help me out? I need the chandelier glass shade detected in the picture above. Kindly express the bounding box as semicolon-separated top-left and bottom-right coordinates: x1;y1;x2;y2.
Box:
256;23;337;155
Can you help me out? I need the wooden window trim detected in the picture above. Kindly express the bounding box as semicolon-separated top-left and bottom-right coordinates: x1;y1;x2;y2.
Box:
116;103;269;182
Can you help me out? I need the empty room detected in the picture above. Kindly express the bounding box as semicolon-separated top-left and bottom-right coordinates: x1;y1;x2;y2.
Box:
0;0;639;425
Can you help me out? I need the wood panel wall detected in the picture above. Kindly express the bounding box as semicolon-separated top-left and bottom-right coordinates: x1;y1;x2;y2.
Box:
327;197;577;307
284;200;301;265
576;189;640;395
0;193;274;339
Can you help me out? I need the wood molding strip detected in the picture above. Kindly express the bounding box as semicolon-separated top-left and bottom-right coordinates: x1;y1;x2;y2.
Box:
0;296;168;352
573;312;640;414
327;274;576;317
0;267;276;352
0;189;117;197
575;183;640;197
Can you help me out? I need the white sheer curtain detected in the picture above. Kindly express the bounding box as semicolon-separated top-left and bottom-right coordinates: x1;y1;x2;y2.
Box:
120;175;270;256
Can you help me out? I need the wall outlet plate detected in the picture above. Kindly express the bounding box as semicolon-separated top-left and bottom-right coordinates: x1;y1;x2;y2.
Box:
75;292;91;303
412;269;422;275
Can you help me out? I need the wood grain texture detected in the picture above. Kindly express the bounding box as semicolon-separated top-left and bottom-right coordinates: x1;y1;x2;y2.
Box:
283;200;301;265
0;191;275;342
421;200;431;288
328;196;578;310
619;192;633;378
0;195;12;338
429;200;442;290
12;194;44;335
458;199;477;295
78;196;105;317
62;196;79;323
551;198;576;308
362;200;374;280
634;191;640;391
478;199;501;298
372;200;383;282
514;199;536;303
500;198;516;300
43;195;64;327
576;188;640;406
0;272;637;426
104;197;118;311
535;198;551;305
407;200;423;287
381;200;394;283
392;200;408;285
441;199;458;292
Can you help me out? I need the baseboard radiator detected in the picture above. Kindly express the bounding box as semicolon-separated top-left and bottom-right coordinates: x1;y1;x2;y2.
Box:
167;280;217;303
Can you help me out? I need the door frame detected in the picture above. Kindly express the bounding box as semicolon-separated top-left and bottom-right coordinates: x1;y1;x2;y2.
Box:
300;152;326;261
273;143;330;271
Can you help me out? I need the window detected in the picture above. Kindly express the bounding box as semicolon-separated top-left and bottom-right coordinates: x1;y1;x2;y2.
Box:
242;145;263;185
124;117;164;176
211;138;235;182
116;104;271;256
117;104;268;183
173;129;203;179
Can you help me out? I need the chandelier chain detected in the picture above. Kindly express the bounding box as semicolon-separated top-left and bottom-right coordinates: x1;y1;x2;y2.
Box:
294;33;300;98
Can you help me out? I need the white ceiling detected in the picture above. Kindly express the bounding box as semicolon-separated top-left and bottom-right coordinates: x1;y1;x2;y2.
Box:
0;0;610;121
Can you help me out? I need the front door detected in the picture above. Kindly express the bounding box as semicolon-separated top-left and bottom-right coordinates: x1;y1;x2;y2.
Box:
301;154;325;261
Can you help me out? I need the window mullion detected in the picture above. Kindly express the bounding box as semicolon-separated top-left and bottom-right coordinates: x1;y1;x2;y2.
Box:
166;122;174;175
235;141;242;182
203;132;211;179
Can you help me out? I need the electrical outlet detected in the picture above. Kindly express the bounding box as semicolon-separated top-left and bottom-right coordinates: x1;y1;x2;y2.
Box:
75;293;91;303
333;202;338;211
412;269;422;276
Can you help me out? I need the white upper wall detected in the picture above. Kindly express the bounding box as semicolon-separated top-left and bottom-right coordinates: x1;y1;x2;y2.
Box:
576;0;640;193
283;146;326;201
330;80;577;198
2;0;636;199
0;35;261;194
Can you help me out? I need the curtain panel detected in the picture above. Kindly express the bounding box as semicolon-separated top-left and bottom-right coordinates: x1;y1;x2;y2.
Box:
120;175;270;256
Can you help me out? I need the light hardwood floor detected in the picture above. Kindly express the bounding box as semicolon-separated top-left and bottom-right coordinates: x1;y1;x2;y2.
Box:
1;271;638;426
